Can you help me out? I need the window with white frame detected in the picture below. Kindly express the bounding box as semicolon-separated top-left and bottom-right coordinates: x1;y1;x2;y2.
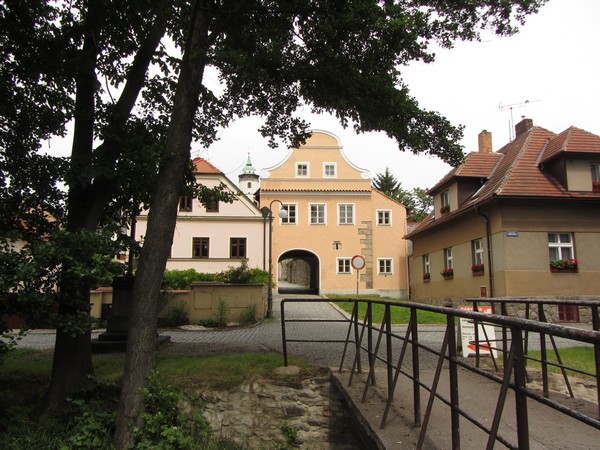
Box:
323;162;337;178
338;203;354;225
444;247;453;269
423;254;430;275
296;162;309;177
377;210;391;226
472;238;484;265
282;204;297;224
309;204;326;224
548;233;575;261
378;258;393;275
337;258;351;274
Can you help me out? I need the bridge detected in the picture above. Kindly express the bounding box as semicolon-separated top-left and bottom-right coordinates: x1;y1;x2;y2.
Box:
281;297;600;449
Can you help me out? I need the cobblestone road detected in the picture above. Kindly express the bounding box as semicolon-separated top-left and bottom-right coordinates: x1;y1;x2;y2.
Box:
13;293;447;370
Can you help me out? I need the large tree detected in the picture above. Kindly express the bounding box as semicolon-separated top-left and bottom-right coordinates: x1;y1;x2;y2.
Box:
0;0;547;444
372;168;433;221
0;0;175;415
114;1;547;446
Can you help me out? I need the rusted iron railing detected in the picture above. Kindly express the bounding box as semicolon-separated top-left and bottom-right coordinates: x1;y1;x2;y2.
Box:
466;297;600;411
280;298;600;450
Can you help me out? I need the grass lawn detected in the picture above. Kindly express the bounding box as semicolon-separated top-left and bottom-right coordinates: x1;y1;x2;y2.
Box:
526;346;596;379
326;295;446;324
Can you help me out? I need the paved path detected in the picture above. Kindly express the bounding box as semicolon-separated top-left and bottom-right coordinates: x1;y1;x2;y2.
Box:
11;293;599;449
13;293;364;367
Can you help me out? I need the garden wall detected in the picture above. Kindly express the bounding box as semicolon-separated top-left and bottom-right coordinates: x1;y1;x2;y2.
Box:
90;282;267;324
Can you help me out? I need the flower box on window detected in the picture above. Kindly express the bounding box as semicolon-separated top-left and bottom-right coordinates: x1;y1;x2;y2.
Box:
549;259;578;273
471;264;485;276
440;205;450;214
440;268;453;279
593;180;600;192
423;273;430;283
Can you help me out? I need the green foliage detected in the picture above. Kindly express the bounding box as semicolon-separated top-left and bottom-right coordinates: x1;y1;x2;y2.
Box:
163;262;269;290
1;350;296;449
219;260;266;284
214;299;230;327
134;371;211;449
372;168;433;222
0;327;25;365
165;302;190;327
0;229;127;333
162;269;219;290
281;423;298;447
241;304;258;324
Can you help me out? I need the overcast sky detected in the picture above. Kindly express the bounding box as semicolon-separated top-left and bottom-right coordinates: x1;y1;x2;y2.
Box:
45;0;600;192
197;0;600;190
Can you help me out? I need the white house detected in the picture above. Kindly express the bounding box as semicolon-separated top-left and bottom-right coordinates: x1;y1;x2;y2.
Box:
134;158;267;273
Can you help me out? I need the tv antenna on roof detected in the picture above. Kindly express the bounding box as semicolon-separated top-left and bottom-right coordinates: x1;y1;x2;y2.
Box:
499;99;540;140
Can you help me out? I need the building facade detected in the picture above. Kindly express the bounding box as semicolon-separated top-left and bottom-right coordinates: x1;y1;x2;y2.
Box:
135;158;267;273
407;119;600;308
259;130;408;297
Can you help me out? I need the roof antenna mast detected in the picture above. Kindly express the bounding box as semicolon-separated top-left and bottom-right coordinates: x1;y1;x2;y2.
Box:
499;100;540;141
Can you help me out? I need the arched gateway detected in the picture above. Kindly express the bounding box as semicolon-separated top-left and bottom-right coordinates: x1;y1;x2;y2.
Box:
277;249;319;294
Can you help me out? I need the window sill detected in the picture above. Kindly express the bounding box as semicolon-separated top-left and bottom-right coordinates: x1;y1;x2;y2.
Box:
472;271;485;277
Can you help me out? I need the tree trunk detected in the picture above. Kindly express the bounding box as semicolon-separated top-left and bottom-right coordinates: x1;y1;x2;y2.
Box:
43;1;167;418
41;0;104;418
113;2;211;447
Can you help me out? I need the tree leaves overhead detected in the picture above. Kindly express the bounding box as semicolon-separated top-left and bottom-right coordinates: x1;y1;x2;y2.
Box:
209;0;546;164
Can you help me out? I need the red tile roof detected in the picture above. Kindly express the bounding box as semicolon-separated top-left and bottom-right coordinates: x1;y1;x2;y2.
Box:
429;152;503;194
192;157;221;173
541;126;600;163
409;124;600;236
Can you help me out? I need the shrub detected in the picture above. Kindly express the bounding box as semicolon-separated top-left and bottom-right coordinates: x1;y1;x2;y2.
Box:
218;260;269;284
162;263;268;289
134;371;211;449
165;301;189;327
241;304;257;324
162;269;219;290
214;299;230;327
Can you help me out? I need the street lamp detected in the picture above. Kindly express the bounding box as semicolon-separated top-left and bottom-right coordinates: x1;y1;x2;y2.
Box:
261;200;288;318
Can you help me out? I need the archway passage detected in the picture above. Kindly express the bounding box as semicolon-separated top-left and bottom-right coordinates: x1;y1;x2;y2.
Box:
277;250;319;294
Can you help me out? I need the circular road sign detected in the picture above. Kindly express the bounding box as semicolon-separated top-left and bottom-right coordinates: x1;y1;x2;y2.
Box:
351;255;366;270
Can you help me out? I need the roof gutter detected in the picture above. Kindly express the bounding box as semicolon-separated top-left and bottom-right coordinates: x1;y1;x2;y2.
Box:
475;206;494;298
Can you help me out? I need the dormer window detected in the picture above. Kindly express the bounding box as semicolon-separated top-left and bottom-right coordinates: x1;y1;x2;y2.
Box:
592;165;600;192
440;190;450;214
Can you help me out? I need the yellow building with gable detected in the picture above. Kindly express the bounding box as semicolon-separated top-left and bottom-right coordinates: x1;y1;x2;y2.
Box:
259;130;408;297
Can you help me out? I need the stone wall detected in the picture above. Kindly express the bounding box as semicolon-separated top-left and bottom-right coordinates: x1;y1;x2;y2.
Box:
184;368;363;449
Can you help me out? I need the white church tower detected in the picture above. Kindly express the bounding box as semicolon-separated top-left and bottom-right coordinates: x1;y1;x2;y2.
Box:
238;153;260;197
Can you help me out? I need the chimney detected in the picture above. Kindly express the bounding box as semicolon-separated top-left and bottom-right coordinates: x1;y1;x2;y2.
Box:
478;130;493;153
515;118;533;138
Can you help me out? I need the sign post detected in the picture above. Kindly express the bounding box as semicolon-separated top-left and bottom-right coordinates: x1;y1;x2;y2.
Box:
351;255;366;296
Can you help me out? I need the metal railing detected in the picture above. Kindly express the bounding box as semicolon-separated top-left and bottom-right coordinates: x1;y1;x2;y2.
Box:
280;298;600;450
466;297;600;409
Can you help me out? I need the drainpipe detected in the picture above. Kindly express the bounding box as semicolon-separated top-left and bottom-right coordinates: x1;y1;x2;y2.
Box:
476;206;494;298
